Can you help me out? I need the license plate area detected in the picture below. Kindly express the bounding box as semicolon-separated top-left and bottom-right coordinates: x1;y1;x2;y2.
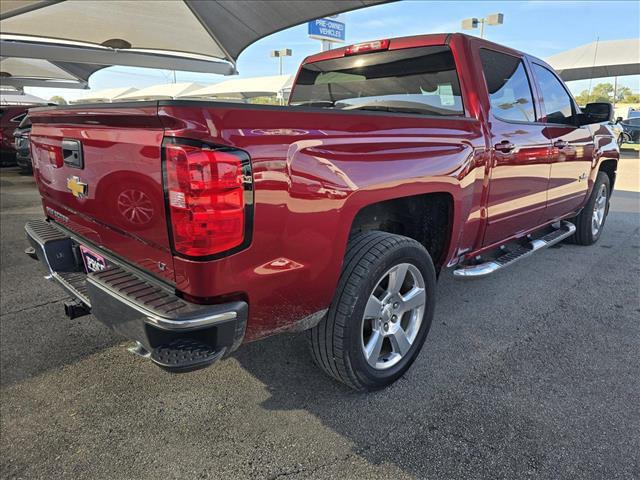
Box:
80;245;108;273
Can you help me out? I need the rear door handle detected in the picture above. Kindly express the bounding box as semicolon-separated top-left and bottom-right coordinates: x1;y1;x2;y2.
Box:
553;140;569;149
494;141;515;153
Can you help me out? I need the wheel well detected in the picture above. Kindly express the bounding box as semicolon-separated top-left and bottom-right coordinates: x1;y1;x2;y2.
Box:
599;159;617;191
349;193;453;268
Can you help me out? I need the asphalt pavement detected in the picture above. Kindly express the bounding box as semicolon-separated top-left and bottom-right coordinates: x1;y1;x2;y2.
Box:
1;152;639;479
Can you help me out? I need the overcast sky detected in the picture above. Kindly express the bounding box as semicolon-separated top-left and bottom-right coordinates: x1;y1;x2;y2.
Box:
27;0;640;102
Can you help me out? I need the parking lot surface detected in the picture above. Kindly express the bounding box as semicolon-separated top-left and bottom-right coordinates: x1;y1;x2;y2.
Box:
1;153;639;479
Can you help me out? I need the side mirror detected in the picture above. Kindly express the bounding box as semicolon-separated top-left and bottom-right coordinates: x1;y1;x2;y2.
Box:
583;102;613;124
616;116;623;124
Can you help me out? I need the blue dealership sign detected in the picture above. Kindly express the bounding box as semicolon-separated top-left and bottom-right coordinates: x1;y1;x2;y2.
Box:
308;17;346;42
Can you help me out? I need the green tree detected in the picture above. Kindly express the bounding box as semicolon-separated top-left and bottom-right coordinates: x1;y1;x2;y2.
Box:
615;86;632;102
49;95;67;105
574;83;636;105
575;89;592;105
589;83;614;102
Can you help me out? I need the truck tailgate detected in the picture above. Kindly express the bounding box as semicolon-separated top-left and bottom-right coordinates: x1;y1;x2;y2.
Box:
28;103;175;283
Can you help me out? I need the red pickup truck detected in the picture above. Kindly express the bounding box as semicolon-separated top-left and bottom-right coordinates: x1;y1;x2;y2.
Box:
25;33;618;390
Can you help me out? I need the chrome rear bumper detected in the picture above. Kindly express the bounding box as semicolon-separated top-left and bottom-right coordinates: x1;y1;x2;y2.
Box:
25;219;247;371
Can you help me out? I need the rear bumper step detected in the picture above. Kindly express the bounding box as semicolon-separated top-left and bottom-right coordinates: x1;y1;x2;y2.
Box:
25;219;247;371
453;221;576;279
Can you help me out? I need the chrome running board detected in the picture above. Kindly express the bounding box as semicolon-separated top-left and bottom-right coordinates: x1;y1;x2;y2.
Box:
453;221;576;279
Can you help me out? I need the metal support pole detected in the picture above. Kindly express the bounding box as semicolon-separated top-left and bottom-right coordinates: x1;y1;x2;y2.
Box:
479;19;485;38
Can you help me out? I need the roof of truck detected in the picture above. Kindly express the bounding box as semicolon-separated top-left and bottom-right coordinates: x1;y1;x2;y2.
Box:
301;32;530;65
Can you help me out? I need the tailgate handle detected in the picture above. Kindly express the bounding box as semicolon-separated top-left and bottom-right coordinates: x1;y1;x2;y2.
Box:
62;139;84;169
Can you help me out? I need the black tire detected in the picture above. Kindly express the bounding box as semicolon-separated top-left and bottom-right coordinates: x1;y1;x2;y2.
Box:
307;231;436;391
571;171;610;245
617;134;623;147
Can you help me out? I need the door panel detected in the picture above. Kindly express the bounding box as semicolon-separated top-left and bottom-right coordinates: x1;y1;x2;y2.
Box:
484;125;551;245
479;49;552;246
530;63;593;221
544;126;594;219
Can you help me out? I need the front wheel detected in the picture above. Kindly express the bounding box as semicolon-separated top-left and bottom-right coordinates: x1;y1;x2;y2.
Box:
571;171;610;245
308;231;436;391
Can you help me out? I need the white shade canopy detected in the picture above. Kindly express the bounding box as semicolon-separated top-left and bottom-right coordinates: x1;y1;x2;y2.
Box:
0;1;387;75
187;75;293;100
115;83;204;101
546;39;640;81
69;87;139;104
0;56;105;89
0;90;48;105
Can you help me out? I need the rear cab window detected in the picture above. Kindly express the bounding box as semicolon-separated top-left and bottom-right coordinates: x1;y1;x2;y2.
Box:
290;46;464;117
479;48;536;123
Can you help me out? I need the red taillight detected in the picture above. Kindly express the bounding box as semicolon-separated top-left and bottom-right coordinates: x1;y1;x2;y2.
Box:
165;144;246;257
49;145;63;168
345;39;390;56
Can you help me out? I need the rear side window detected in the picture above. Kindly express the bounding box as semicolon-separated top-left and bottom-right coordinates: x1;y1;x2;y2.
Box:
10;113;27;123
290;46;464;116
532;64;576;125
480;49;536;123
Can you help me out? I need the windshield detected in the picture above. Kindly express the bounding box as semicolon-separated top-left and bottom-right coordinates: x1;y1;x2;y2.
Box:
290;45;464;116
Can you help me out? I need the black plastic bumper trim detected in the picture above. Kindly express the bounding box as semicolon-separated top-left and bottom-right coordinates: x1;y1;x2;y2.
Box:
24;219;248;363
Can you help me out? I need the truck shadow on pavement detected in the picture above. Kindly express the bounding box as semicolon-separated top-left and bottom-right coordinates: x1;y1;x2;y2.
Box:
231;207;640;478
230;273;556;478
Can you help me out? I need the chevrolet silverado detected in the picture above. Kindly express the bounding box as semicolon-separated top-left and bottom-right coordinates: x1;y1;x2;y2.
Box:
24;33;618;390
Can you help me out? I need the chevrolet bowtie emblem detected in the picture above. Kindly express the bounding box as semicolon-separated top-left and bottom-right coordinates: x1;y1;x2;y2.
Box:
67;176;88;198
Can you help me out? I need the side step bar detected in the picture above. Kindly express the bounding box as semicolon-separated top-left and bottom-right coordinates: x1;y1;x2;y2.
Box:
453;221;576;279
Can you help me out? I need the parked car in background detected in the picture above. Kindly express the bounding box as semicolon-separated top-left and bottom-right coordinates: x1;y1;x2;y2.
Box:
605;120;625;146
626;109;640;120
13;115;32;174
0;106;28;165
24;33;618;390
620;116;640;143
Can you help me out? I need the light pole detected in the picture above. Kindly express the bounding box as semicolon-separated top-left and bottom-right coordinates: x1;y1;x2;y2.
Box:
270;49;292;76
461;13;504;39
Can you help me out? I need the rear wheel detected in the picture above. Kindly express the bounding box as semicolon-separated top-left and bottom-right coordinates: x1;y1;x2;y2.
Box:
571;171;610;245
308;231;436;391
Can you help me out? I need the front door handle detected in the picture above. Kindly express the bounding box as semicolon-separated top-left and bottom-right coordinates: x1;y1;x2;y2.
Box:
553;139;569;149
494;141;515;153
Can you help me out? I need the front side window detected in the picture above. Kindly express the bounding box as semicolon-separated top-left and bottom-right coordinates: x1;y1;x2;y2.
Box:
289;46;464;116
532;64;576;125
480;49;536;123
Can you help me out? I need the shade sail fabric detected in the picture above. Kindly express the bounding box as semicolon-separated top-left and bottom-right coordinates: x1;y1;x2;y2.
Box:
0;34;237;75
69;87;139;103
0;0;387;73
116;83;204;101
0;56;105;89
0;90;48;105
546;39;640;81
186;75;292;99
